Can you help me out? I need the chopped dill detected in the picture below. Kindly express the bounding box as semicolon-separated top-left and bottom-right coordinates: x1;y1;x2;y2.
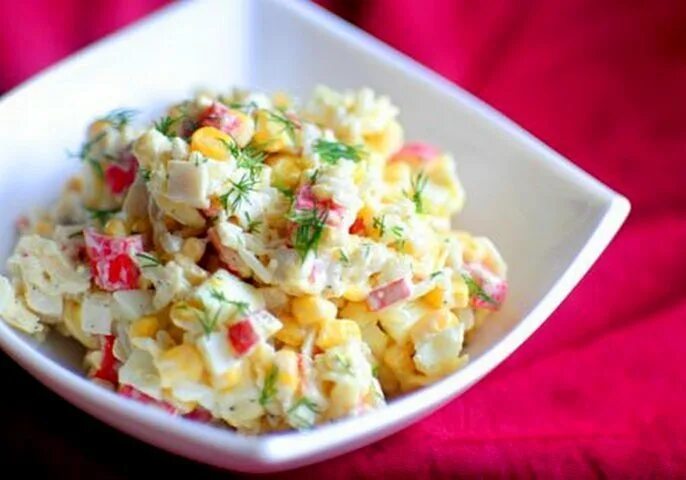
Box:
244;212;262;234
313;139;366;165
100;108;137;129
135;252;162;268
265;109;299;143
219;172;258;214
287;206;328;260
85;207;120;227
259;366;279;406
154;115;182;137
405;170;429;213
372;215;386;238
461;272;497;306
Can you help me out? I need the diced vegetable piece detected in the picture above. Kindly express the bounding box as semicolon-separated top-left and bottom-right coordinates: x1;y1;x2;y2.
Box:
104;152;138;195
190;126;232;160
183;407;213;423
199;102;255;147
166;160;209;208
348;217;365;235
207;226;250;277
366;277;412;311
293;184;345;227
84;229;143;291
92;335;118;384
390;142;441;164
118;385;177;414
228;319;259;356
465;264;508;310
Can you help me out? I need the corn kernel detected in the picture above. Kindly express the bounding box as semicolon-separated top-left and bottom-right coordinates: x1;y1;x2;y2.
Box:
272;91;291;110
274;316;306;347
316;319;361;350
383;343;415;378
215;364;242;390
34;220;54;237
384;161;412;185
274;349;299;391
253;109;296;153
422;287;446;309
104;218;127;237
410;310;459;344
181;237;206;263
129;218;151;234
452;276;470;309
267;153;302;190
365;120;403;157
190;126;232;160
342;285;370;302
339;301;377;327
66;176;84;193
158;344;204;387
291;295;337;326
129;316;159;338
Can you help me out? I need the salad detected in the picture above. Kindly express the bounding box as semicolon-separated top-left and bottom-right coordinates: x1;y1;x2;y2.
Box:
0;86;507;433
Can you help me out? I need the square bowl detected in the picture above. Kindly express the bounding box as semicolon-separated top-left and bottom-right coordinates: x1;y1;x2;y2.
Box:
0;0;629;473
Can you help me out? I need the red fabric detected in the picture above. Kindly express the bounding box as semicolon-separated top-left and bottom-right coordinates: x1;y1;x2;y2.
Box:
1;0;686;477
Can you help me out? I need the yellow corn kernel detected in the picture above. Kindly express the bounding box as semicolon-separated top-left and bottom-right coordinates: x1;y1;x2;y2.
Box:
422;287;446;309
272;91;292;110
66;176;84;193
291;295;337;326
104;218;127;237
342;284;370;302
158;344;204;387
190;126;232;160
384;160;412;185
274;316;306;347
361;322;389;359
267;153;302;190
274;349;299;390
129;316;159;338
383;343;415;378
181;237;206;263
215;364;242;391
452;276;470;309
410;310;459;344
253;109;296;153
316;319;361;350
364;120;403;157
224;109;255;148
34;220;54;237
88;119;110;137
340;301;377;327
129;218;151;234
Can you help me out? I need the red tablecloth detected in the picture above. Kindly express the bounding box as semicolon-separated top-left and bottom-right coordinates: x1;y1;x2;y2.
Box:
1;0;685;477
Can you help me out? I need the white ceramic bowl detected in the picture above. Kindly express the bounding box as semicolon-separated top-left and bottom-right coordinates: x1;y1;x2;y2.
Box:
0;0;629;473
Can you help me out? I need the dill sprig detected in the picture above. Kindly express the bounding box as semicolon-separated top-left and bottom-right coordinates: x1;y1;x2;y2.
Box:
86;207;120;227
68;131;107;178
196;306;223;337
287;206;328;260
219;172;259;214
390;224;406;249
101;108;138;129
135;252;162;268
313;139;366;165
461;272;497;307
139;168;152;182
333;353;354;376
287;397;319;429
265;109;299;143
154;115;182;137
372;215;386;238
259;366;279;406
405;171;429;213
209;288;250;317
339;249;350;265
244;212;262;234
276;186;295;200
220;139;266;173
228;101;258;113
